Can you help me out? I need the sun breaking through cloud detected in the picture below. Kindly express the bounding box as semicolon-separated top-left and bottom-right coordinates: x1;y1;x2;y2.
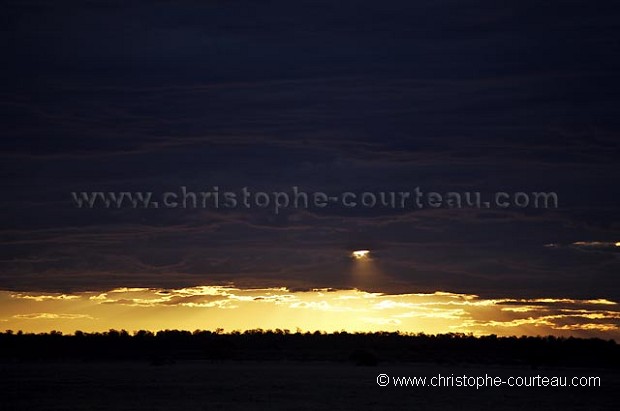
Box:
352;250;370;259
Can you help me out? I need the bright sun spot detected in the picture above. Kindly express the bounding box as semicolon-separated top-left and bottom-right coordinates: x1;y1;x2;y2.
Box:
352;250;370;259
616;242;620;247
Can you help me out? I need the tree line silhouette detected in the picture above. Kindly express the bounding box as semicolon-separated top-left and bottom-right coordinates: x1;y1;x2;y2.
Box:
1;330;618;368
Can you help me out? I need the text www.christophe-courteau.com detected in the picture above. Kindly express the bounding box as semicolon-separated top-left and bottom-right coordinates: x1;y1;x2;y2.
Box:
71;186;559;214
376;373;601;389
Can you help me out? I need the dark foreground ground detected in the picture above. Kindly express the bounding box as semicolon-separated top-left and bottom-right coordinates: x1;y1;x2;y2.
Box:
2;361;617;411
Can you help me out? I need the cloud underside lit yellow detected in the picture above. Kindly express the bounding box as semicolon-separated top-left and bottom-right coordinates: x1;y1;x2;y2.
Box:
1;287;618;339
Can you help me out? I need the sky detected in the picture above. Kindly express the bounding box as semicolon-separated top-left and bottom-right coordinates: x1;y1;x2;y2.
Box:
1;0;620;337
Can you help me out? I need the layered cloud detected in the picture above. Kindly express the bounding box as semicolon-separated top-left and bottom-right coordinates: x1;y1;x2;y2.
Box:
1;0;619;325
2;286;618;339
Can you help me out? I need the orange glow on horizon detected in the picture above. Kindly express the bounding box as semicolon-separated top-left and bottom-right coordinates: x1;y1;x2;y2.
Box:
0;286;618;340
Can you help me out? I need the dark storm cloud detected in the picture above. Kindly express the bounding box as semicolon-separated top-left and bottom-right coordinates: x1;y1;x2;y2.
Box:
1;0;619;299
